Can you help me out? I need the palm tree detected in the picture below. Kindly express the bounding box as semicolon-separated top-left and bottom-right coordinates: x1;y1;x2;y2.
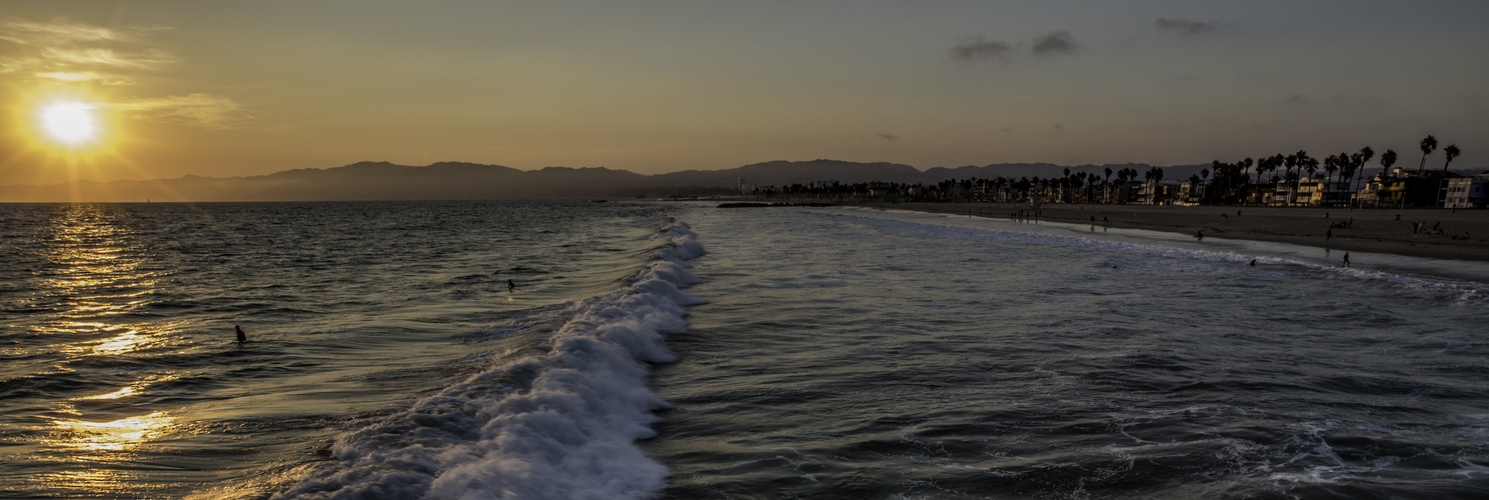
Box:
1342;154;1358;189
1380;148;1397;176
1284;153;1299;186
1442;144;1461;172
1418;134;1437;172
1143;166;1164;204
1350;146;1373;209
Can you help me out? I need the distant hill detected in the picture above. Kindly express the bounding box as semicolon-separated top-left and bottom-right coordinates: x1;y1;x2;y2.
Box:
2;159;1477;202
646;160;927;187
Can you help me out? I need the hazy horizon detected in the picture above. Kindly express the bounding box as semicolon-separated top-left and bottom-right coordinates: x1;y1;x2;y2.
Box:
3;1;1486;185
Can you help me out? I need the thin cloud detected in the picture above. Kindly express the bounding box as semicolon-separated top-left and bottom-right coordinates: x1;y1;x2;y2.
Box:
36;71;135;85
0;19;174;81
107;94;245;129
1031;31;1079;57
41;47;175;68
950;36;1013;61
0;19;121;45
1155;18;1222;36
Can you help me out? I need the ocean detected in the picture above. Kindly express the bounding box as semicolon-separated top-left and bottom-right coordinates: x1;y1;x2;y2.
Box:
2;201;1487;499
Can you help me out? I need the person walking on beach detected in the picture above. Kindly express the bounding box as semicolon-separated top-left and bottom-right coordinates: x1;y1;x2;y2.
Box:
1343;253;1351;267
1195;230;1204;241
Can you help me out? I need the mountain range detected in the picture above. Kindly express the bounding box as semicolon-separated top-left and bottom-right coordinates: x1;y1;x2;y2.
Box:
1;159;1453;202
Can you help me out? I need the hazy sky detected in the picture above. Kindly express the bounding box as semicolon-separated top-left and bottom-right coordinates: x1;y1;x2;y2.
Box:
2;0;1486;184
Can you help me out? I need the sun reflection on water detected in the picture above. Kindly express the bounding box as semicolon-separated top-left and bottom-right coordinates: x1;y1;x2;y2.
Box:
33;204;161;323
91;329;155;356
32;411;179;495
81;373;180;400
5;205;187;495
50;411;175;453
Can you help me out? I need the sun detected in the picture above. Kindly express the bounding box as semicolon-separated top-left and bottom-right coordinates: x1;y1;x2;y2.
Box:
41;102;99;144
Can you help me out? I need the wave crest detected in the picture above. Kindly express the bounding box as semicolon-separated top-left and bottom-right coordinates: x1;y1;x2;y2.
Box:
273;219;704;500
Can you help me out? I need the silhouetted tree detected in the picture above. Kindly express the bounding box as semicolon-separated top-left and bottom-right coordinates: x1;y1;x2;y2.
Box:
1350;146;1373;209
1284;153;1299;186
1323;154;1339;185
1380;149;1397;177
1418;134;1437;172
1442;144;1461;172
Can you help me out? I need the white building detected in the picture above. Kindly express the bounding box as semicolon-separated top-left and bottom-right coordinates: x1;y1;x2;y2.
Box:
1444;174;1489;209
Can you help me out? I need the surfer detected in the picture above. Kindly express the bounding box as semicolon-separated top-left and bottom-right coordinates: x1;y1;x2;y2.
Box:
235;325;247;343
1195;230;1203;241
508;279;516;291
1249;259;1257;267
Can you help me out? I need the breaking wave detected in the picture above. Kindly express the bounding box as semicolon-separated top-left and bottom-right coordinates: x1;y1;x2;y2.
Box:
273;220;704;500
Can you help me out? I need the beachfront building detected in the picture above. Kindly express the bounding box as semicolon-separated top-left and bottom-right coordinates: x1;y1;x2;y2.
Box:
1296;178;1353;206
1359;169;1454;208
1242;184;1274;205
1444;174;1489;209
1354;177;1385;208
1135;181;1179;205
1115;181;1144;204
1269;183;1300;206
1176;180;1205;206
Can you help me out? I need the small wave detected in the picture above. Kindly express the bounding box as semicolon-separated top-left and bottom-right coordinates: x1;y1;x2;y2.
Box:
273;218;705;500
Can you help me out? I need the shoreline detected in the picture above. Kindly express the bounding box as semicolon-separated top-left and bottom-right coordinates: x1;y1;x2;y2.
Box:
847;202;1489;263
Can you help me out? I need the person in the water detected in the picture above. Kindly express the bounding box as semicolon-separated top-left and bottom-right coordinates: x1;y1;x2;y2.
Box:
508;279;516;291
235;325;247;342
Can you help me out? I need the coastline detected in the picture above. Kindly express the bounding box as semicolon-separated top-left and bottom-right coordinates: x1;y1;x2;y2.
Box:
848;202;1489;263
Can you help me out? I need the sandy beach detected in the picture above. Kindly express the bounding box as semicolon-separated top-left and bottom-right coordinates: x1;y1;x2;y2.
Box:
852;202;1489;262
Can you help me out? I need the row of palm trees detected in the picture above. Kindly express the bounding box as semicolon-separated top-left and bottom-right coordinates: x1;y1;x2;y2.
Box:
1191;135;1463;205
755;135;1464;205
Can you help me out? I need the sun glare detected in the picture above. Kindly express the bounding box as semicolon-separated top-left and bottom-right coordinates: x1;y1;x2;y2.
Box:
42;102;98;144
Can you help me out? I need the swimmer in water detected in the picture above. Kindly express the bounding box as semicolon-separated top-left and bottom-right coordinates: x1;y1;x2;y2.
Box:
235;325;247;343
508;279;516;291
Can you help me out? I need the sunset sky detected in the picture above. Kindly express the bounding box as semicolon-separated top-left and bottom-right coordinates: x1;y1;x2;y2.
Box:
2;0;1486;185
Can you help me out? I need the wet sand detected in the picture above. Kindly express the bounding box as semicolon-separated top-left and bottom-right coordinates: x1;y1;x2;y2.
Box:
854;202;1489;262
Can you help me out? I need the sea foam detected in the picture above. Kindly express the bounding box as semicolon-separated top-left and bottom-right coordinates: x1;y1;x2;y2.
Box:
272;220;704;500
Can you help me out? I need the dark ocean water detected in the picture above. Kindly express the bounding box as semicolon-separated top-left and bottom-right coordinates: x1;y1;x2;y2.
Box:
644;206;1489;500
2;201;1487;499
